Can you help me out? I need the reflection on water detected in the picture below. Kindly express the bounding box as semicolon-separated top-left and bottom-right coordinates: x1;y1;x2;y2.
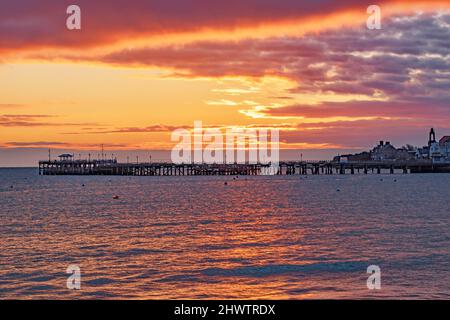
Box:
0;168;449;299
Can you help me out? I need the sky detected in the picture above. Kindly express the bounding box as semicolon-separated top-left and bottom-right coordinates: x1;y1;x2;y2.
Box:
1;0;450;166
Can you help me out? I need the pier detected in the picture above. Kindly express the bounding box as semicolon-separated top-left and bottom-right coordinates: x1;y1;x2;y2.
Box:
38;159;450;176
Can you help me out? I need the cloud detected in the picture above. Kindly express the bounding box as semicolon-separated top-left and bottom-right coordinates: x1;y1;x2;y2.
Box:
88;38;327;78
11;11;450;120
63;124;192;134
4;118;449;150
263;100;450;120
64;123;290;135
0;114;98;127
22;119;450;150
0;114;55;127
41;12;447;111
0;0;417;52
3;0;450;56
83;13;450;93
205;99;239;106
2;141;129;149
279;119;450;148
75;12;448;129
4;141;68;147
2;4;450;151
0;104;24;109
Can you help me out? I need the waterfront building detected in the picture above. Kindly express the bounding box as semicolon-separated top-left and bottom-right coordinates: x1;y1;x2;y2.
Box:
415;129;450;163
334;141;414;163
429;134;450;163
371;141;415;161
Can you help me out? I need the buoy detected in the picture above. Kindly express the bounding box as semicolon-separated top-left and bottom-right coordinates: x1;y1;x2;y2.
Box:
82;184;85;187
10;185;14;189
337;188;340;192
224;182;228;186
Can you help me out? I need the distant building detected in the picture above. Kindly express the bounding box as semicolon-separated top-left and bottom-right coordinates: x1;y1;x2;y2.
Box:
416;128;450;163
415;146;430;160
371;141;414;161
416;128;438;160
333;141;415;163
333;152;371;163
332;128;450;163
372;141;395;160
427;128;450;163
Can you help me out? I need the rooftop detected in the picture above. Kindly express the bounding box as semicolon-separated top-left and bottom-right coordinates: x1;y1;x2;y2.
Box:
439;136;450;146
58;154;73;158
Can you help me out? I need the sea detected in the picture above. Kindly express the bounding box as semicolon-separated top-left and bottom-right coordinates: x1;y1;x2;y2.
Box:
0;168;449;299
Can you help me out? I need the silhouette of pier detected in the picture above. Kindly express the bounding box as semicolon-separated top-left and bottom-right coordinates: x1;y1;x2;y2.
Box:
38;159;450;175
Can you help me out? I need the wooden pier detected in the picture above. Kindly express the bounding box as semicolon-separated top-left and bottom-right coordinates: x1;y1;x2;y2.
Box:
38;159;450;176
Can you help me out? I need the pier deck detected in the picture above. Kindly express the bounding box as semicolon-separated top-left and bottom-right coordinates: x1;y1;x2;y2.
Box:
38;159;450;175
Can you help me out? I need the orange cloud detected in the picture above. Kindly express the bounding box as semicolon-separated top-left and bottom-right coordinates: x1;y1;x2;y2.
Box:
1;0;449;56
0;114;98;127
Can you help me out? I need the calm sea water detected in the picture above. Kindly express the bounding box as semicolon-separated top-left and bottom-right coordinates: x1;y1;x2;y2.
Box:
0;168;449;299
